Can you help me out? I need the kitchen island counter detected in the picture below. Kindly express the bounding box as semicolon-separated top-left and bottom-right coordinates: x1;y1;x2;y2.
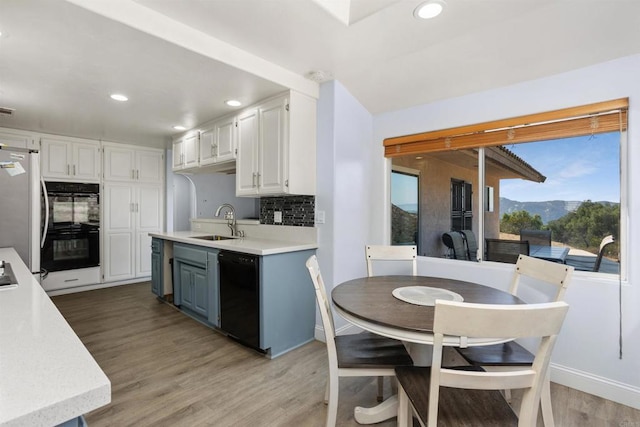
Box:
0;247;110;427
149;230;317;256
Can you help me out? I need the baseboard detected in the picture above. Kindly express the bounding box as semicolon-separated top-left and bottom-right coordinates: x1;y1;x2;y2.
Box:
551;363;640;410
314;322;363;342
45;277;150;296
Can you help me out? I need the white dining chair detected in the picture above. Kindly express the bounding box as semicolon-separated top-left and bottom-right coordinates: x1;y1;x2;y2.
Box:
365;244;416;400
305;255;413;427
456;254;574;427
396;299;570;427
365;245;417;276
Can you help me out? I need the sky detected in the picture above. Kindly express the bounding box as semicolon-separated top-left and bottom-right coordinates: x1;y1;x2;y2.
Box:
391;131;621;206
500;132;620;203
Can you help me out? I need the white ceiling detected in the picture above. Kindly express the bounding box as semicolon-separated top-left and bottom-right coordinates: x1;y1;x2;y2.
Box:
1;0;640;148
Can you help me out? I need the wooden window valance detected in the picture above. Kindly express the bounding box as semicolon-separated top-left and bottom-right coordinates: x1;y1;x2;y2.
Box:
384;98;629;158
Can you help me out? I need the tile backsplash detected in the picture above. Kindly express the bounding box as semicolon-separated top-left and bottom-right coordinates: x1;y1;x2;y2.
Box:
260;196;315;227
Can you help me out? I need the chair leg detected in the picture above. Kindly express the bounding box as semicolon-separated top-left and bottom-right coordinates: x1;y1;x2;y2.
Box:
326;376;339;427
377;376;384;402
504;388;512;403
324;380;329;404
541;373;555;427
397;384;412;427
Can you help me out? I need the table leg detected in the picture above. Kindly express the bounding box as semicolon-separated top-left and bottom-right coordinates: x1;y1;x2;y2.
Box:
352;343;433;424
354;395;398;424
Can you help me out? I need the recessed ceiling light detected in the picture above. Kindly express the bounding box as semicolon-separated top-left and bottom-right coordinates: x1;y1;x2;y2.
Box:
225;100;242;107
110;94;128;102
414;0;446;19
173;125;187;131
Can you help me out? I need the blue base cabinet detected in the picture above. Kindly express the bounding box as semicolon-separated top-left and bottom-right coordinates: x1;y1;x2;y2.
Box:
163;240;314;358
151;238;163;297
260;249;316;358
173;243;220;327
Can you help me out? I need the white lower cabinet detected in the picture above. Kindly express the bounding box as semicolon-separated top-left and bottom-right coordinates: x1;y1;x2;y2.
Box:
103;183;163;282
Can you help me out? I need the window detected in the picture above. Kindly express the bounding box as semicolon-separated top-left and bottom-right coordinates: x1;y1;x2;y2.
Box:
384;99;627;277
391;167;420;251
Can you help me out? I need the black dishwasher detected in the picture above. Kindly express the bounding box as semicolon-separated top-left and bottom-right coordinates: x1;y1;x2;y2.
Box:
218;250;261;351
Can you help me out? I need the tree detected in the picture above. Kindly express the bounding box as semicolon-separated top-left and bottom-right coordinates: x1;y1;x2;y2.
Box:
500;210;544;235
547;201;619;253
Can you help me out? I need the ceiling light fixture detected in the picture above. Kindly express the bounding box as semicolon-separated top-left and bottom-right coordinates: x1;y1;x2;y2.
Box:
413;0;446;19
173;125;186;131
225;99;242;107
110;93;128;102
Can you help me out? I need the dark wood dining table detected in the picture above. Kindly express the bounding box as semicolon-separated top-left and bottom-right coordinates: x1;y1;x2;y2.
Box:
331;275;523;424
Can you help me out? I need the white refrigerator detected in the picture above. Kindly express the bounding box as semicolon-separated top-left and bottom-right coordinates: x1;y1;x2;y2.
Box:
0;144;41;275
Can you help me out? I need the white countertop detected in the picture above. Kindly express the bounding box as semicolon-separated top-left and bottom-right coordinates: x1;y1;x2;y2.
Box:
149;231;318;255
0;248;110;427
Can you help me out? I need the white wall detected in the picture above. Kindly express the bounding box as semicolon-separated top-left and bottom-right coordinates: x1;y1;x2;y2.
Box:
187;173;258;220
316;80;375;332
367;53;640;408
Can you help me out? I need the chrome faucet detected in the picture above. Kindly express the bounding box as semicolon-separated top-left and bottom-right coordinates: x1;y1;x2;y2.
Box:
215;203;238;237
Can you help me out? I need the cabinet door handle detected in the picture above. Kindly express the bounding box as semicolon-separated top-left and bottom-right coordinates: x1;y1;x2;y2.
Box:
73;165;76;175
257;172;261;187
131;169;135;179
136;203;139;213
67;164;70;175
137;170;140;180
130;203;134;212
252;172;256;187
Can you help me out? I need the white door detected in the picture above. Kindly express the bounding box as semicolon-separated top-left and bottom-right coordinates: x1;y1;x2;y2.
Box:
172;139;184;170
136;185;163;276
73;142;100;182
103;183;135;281
41;139;71;179
235;108;259;196
259;98;286;194
216;116;237;163
104;145;135;181
183;134;199;169
199;127;216;166
136;150;164;183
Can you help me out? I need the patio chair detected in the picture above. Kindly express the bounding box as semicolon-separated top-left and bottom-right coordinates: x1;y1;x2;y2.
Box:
305;255;413;427
593;235;615;272
456;254;574;427
485;238;529;263
442;231;467;260
520;229;552;246
460;229;478;261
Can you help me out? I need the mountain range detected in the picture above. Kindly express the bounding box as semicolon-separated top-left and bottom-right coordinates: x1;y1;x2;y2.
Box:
499;198;583;224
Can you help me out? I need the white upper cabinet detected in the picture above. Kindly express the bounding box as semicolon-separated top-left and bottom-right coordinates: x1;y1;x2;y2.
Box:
0;128;36;149
172;132;199;171
41;137;100;182
235;108;259;195
235;91;316;197
199;115;237;167
103;142;164;183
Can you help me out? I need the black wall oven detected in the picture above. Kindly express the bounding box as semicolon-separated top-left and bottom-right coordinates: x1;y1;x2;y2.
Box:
41;181;100;273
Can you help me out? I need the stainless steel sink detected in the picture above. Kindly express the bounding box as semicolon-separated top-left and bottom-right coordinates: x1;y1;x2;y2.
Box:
192;235;235;241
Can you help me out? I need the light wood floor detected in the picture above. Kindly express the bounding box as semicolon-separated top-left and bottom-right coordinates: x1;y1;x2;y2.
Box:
52;282;640;427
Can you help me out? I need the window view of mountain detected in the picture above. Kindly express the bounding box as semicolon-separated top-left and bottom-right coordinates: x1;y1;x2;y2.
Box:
499;198;617;224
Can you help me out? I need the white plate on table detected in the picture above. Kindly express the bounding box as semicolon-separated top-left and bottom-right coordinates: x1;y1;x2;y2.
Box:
392;286;463;306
